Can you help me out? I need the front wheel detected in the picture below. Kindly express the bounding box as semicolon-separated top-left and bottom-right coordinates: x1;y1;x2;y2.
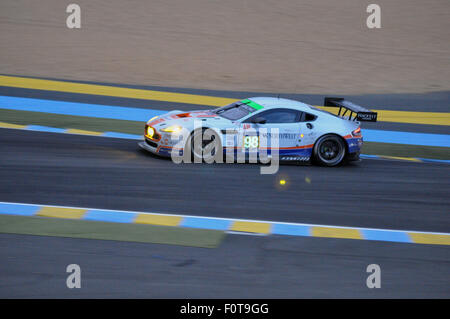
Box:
313;134;346;167
185;128;222;163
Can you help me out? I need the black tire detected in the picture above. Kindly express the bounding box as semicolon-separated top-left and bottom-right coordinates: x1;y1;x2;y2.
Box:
185;128;222;163
313;134;346;167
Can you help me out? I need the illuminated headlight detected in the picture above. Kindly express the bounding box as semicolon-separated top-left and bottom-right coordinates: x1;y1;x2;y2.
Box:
161;125;182;133
146;126;155;137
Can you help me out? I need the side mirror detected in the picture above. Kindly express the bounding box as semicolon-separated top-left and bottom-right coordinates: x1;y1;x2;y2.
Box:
251;117;266;124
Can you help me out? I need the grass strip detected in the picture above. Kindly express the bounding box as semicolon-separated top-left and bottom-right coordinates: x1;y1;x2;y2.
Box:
362;142;450;160
0;214;225;248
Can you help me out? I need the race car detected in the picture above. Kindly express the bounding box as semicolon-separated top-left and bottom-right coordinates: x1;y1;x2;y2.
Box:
138;97;377;166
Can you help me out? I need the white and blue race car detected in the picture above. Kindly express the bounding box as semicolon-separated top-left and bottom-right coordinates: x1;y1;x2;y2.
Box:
138;97;377;166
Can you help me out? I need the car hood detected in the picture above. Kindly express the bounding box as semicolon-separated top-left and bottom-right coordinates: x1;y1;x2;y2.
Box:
147;109;235;131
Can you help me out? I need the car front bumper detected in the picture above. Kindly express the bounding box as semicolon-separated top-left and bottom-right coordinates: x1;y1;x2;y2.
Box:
138;137;184;158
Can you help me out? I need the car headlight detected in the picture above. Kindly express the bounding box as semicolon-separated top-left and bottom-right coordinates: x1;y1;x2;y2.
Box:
161;125;182;133
146;126;155;137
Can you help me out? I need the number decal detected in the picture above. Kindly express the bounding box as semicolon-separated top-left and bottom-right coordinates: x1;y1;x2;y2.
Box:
243;136;259;148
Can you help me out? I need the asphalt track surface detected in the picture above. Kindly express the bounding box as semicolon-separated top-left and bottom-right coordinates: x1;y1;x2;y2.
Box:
0;82;449;298
1;129;449;233
0;128;449;298
2;233;449;298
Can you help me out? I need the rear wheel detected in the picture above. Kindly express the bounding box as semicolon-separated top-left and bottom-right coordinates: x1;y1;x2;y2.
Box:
313;134;346;166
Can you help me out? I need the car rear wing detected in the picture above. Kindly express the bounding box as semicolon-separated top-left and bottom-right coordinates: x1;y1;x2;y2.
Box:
324;97;377;122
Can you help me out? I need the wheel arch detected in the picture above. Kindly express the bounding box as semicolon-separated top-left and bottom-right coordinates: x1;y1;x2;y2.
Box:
188;126;224;145
312;132;349;165
313;132;348;151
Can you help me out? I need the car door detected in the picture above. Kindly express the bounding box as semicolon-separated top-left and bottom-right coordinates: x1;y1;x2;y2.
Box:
238;108;304;159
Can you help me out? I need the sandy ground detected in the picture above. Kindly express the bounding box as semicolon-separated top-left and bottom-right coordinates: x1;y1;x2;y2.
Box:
0;0;449;95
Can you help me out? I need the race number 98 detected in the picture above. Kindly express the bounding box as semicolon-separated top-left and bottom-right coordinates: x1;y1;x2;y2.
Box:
243;136;259;148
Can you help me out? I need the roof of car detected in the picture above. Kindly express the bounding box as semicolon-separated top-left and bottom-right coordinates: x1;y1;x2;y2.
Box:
247;97;311;111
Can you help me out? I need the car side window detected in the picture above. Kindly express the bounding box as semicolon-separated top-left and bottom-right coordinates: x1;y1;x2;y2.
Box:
300;112;317;122
245;108;302;124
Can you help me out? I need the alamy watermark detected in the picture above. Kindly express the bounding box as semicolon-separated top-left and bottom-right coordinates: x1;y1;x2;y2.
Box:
366;264;381;288
66;4;81;29
168;120;280;174
66;264;81;288
366;4;381;29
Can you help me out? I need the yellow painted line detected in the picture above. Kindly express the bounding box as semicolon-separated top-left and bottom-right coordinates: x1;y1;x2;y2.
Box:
0;121;26;129
65;128;103;136
379;155;422;162
408;232;450;246
133;213;182;226
0;75;235;107
230;221;271;234
311;226;362;240
1;75;448;125
376;110;450;126
36;206;87;219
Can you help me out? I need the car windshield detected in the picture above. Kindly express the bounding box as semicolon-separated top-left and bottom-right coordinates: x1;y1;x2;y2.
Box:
212;102;257;121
